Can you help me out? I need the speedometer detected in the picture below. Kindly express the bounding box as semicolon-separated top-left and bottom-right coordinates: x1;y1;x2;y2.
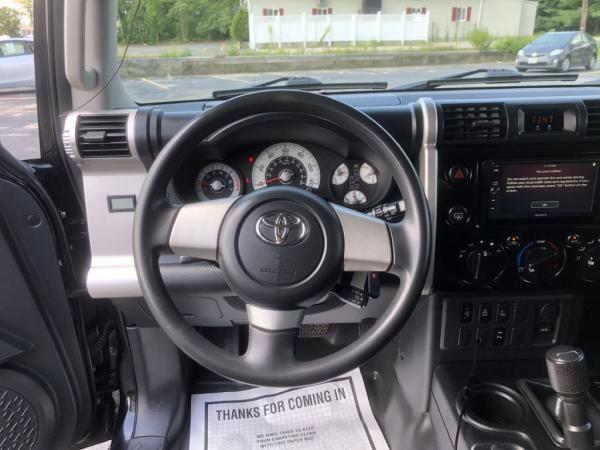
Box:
252;143;320;190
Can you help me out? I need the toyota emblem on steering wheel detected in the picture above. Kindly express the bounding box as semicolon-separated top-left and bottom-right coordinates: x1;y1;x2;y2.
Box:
256;212;309;246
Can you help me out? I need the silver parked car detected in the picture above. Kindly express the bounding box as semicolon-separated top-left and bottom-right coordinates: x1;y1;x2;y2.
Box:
0;37;35;89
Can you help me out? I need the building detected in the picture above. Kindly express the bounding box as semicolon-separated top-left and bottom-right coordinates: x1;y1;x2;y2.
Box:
246;0;538;47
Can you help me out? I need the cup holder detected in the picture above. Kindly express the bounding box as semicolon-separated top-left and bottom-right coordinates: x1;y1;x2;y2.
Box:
458;383;527;429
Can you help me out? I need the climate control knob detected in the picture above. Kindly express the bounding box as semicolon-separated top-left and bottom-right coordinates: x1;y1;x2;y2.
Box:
517;240;565;285
458;241;507;284
576;242;600;283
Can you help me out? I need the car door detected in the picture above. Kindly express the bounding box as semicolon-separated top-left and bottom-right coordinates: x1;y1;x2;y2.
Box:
584;33;597;61
0;40;35;88
569;33;586;65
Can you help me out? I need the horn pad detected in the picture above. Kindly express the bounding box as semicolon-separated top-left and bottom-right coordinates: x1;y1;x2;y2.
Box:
218;187;344;309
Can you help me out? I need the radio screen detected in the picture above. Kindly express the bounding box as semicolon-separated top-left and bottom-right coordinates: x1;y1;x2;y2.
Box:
490;161;599;218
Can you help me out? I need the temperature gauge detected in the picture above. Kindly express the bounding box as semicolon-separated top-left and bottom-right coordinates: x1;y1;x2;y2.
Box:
359;162;378;184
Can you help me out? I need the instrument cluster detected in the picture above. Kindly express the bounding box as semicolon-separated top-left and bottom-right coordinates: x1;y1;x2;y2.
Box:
189;141;393;211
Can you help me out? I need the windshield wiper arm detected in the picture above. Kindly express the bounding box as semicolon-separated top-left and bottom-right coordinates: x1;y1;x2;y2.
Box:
212;77;387;99
395;68;578;91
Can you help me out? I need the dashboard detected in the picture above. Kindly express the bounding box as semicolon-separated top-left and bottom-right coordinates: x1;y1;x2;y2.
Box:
64;86;600;331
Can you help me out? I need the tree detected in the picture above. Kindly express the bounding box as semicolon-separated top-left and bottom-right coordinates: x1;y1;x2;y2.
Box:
195;0;237;40
117;0;238;44
535;0;600;34
0;7;21;37
581;0;588;31
230;8;249;44
16;0;33;23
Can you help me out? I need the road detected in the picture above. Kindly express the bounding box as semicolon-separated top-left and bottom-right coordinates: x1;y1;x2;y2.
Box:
3;62;600;160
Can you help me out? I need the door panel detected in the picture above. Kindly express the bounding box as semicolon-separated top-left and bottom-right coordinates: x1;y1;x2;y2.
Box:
0;146;94;449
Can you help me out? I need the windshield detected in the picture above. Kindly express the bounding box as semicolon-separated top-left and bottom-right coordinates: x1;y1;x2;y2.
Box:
113;0;600;103
531;33;572;46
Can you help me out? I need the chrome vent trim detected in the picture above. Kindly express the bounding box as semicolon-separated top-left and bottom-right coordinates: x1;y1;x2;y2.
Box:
584;100;600;137
442;103;507;141
76;113;131;158
62;128;75;158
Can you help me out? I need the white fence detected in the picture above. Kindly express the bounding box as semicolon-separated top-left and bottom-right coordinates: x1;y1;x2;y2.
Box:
249;12;430;49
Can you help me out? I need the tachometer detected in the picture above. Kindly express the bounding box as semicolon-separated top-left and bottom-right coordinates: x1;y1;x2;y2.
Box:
195;162;242;201
252;143;320;190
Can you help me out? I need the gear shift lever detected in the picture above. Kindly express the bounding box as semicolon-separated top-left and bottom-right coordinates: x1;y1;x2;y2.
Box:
546;346;594;450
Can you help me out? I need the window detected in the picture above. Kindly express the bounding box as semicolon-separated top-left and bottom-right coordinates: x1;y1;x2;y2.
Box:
571;33;583;45
362;0;382;14
451;6;472;22
406;7;427;15
262;8;284;16
312;8;332;15
0;41;30;57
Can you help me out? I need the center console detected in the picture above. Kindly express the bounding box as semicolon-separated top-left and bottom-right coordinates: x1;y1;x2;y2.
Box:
425;98;600;450
437;156;600;290
436;100;600;294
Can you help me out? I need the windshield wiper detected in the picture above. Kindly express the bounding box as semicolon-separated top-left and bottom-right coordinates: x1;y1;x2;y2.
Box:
212;76;387;99
395;68;578;91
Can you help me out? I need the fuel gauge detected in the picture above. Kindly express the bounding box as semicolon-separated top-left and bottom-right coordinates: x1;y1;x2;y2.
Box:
332;163;350;185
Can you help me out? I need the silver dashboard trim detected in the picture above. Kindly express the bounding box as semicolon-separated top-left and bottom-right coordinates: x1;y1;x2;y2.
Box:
64;110;148;299
417;98;439;295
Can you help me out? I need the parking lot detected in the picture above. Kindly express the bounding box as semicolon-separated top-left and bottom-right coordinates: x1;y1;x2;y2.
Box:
3;62;600;160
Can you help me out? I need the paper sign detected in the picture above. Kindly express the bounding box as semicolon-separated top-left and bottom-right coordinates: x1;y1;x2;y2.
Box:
189;368;389;450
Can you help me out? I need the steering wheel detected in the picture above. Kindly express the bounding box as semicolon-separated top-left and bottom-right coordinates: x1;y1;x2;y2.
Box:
133;90;431;387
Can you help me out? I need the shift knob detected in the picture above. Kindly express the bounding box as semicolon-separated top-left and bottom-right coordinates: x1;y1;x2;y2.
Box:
546;346;589;398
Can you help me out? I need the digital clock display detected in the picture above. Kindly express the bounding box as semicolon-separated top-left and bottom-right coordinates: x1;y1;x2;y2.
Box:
524;110;564;132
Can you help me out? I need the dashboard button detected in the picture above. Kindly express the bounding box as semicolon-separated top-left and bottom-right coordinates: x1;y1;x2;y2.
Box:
566;233;582;248
493;327;506;346
478;303;491;323
513;302;528;323
510;327;525;346
538;303;559;322
497;303;510;323
476;327;490;345
460;303;474;323
458;327;472;348
447;205;469;225
506;235;520;249
447;164;471;185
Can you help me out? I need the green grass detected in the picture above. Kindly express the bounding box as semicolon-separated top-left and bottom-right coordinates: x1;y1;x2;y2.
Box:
158;48;192;58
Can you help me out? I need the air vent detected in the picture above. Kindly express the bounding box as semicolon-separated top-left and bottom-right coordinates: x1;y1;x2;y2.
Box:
442;103;507;141
584;100;600;137
76;114;131;158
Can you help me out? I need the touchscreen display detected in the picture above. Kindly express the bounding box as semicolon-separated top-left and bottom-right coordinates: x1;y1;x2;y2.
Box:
492;161;599;218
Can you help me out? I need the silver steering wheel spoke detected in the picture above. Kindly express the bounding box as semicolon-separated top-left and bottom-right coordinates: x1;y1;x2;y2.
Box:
168;198;237;261
332;204;393;272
